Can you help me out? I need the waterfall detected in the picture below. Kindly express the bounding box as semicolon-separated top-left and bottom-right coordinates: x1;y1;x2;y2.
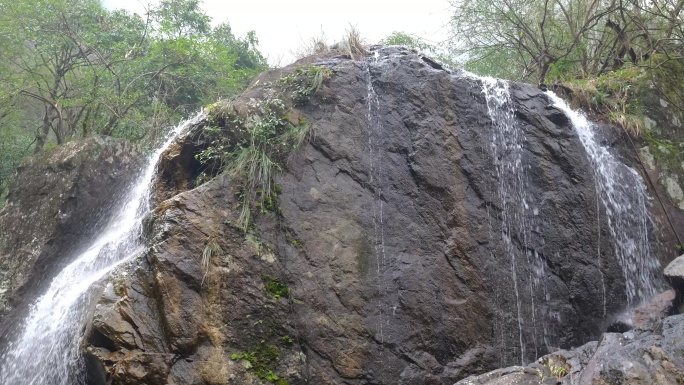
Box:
546;92;660;304
476;76;546;364
0;111;206;385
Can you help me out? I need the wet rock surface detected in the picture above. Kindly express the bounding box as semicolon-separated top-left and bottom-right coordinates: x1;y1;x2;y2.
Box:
0;137;142;329
81;47;678;384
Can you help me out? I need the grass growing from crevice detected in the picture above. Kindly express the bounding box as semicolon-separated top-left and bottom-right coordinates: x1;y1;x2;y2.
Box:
202;238;222;285
561;56;684;139
196;65;331;230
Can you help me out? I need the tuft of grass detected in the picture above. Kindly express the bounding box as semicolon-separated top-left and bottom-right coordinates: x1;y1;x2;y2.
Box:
563;66;647;137
197;66;330;230
338;25;367;60
202;238;223;285
291;29;330;60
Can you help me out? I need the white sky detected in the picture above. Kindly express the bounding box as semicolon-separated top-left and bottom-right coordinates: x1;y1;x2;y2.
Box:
101;0;453;66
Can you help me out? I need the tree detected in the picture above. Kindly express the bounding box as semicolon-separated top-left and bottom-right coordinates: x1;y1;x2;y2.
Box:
0;0;268;204
0;0;267;149
450;0;684;82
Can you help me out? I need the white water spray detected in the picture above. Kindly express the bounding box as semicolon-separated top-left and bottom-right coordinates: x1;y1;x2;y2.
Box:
0;111;206;385
546;92;659;304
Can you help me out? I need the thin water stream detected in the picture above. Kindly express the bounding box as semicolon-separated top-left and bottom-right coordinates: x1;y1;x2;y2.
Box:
0;111;205;385
365;52;390;379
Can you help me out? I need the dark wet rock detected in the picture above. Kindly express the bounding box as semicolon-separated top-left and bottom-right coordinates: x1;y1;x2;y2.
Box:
0;137;142;329
458;314;684;385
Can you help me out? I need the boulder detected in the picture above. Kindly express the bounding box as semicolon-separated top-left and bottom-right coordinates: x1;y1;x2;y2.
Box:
457;314;684;385
82;47;675;384
664;254;684;311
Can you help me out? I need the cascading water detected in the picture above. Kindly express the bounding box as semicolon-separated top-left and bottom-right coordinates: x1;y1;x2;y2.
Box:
477;76;547;364
0;111;206;385
546;92;660;304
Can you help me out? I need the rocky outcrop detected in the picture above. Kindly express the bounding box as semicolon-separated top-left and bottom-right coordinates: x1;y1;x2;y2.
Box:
77;47;679;384
0;137;142;329
456;312;684;385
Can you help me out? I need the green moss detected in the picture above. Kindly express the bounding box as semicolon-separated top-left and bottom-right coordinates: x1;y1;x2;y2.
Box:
280;335;294;344
262;274;290;300
644;133;684;167
230;343;288;384
354;237;373;275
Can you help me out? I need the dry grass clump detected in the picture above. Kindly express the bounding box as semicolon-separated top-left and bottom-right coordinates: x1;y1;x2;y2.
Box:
338;25;368;60
291;29;330;59
291;25;368;61
198;347;231;385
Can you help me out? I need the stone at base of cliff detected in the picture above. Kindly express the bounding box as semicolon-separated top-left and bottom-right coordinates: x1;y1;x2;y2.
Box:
456;314;684;385
664;254;684;311
608;289;675;332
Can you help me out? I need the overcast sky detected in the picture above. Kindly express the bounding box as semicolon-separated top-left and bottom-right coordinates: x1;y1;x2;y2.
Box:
101;0;453;66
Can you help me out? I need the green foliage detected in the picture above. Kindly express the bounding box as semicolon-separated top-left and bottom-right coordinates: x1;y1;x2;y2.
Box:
262;274;290;300
0;125;32;206
0;0;268;195
0;0;266;156
547;59;573;83
230;343;288;384
451;0;684;83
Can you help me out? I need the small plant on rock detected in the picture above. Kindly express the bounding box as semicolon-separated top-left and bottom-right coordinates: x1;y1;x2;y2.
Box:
196;66;331;230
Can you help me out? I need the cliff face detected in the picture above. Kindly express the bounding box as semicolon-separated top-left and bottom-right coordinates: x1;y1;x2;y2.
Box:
0;47;681;385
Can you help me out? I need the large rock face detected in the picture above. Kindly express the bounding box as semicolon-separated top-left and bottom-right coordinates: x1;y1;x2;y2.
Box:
79;47;678;385
0;137;142;330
